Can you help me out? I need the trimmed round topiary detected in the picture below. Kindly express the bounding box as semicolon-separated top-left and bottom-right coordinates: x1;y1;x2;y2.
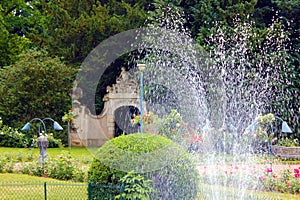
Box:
88;133;199;200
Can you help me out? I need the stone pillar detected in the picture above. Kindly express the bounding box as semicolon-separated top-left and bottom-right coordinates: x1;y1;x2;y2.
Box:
38;136;49;163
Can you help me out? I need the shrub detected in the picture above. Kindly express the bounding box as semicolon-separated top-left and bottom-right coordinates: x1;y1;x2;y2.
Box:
276;137;299;147
88;133;199;200
31;133;63;148
115;171;153;200
259;168;300;194
0;117;62;148
0;155;7;173
0;125;29;147
46;154;85;182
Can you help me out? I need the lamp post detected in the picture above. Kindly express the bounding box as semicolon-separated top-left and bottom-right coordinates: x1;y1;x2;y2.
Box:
21;118;63;170
267;116;293;172
246;115;292;173
138;64;146;133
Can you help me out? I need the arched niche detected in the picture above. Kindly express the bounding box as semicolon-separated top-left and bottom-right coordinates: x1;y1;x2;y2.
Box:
114;105;139;137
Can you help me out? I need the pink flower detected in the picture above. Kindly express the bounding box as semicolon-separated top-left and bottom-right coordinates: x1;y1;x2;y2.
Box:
294;168;299;174
294;173;300;178
234;166;239;170
266;168;272;173
29;172;33;175
286;182;291;187
259;176;265;181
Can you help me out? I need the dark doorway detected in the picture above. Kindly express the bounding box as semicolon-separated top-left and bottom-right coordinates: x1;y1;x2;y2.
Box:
114;106;139;137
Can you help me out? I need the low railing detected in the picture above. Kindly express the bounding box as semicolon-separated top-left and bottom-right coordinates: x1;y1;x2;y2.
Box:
272;145;300;159
0;181;125;200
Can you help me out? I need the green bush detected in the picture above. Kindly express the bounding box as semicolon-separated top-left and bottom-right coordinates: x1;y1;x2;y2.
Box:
46;154;85;182
0;125;29;147
17;153;86;182
115;171;153;200
88;133;199;200
0;155;7;173
0;117;62;148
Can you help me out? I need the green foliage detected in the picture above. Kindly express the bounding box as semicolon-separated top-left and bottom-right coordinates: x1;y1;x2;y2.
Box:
157;109;183;138
259;169;300;194
0;49;76;134
257;114;276;126
46;154;85;182
0;155;6;173
88;133;199;200
62;109;75;123
0;117;62;148
2;153;86;182
0;125;29;148
276;138;299;147
115;171;153;200
0;2;31;67
29;0;147;65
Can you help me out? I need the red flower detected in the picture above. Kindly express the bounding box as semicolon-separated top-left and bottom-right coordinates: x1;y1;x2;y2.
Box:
266;168;272;173
294;173;300;178
294;168;299;174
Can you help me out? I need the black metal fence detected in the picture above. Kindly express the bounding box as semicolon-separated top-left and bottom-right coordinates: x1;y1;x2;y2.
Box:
0;182;125;200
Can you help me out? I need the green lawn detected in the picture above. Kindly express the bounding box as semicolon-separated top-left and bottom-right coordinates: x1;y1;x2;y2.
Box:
0;147;97;163
0;174;88;200
1;148;300;199
1;174;299;200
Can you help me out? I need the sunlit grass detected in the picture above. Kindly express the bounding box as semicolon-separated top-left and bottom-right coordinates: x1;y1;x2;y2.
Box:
0;174;87;200
0;146;97;163
1;148;300;199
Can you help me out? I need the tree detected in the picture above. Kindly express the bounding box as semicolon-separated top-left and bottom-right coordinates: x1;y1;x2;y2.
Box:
0;48;76;128
0;3;31;67
189;0;258;43
27;0;148;65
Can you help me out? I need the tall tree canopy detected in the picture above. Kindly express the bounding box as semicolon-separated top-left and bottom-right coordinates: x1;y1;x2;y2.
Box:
0;0;298;137
0;49;76;127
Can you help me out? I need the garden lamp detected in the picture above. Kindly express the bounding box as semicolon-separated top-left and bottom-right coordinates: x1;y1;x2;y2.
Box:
245;122;258;132
281;121;292;133
43;117;64;131
245;115;293;174
202;119;210;132
21;117;63;171
138;63;146;133
21;122;31;131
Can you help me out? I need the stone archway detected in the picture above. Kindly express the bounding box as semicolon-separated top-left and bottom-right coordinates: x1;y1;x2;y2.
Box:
72;68;146;146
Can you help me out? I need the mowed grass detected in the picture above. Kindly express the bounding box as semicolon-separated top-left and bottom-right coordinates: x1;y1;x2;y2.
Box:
1;147;300;199
0;174;88;200
0;146;97;163
1;174;299;200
